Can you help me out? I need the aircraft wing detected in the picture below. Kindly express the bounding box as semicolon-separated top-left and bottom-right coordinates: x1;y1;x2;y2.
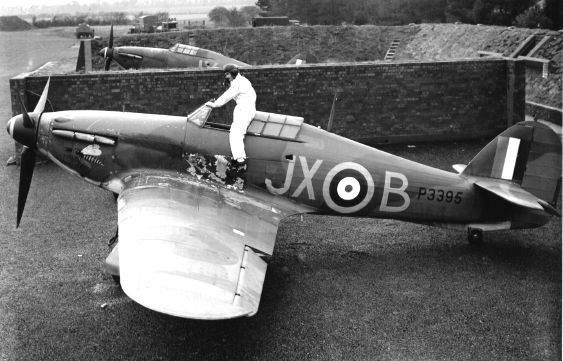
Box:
116;174;306;319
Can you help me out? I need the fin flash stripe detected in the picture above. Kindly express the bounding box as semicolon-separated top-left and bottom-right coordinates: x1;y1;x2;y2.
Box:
491;136;521;180
501;137;521;180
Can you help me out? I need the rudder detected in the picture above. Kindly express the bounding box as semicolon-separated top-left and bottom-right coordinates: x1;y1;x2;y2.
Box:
462;121;562;206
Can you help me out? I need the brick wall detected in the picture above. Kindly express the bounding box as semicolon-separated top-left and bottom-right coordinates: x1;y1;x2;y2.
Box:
11;57;524;144
93;24;559;110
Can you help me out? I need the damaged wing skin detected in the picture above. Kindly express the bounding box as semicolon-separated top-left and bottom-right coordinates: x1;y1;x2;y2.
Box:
116;174;308;319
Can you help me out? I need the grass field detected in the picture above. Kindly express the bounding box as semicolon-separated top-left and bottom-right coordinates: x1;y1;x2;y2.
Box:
0;139;560;361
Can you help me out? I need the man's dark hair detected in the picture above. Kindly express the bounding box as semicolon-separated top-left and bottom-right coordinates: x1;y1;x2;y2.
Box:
223;64;239;77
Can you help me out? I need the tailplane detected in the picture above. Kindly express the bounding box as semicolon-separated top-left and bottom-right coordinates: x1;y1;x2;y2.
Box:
462;121;561;207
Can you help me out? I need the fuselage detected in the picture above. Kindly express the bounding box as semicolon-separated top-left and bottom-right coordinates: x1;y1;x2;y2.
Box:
30;109;548;229
107;46;248;69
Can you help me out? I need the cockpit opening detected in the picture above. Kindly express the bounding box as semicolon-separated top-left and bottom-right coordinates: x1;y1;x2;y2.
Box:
187;104;305;140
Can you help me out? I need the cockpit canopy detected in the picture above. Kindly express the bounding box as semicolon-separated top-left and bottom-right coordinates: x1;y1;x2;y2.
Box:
187;104;304;141
169;44;200;56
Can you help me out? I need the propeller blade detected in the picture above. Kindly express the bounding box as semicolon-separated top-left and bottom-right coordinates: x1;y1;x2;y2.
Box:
103;24;114;71
33;77;50;114
18;95;33;129
14;78;49;227
16;146;36;228
104;57;112;71
108;22;114;49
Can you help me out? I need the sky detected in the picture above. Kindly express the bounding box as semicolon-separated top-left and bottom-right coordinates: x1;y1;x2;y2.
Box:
0;0;254;15
1;0;252;11
2;0;99;8
8;0;89;5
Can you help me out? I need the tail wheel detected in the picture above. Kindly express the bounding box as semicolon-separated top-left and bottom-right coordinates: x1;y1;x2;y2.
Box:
468;228;483;245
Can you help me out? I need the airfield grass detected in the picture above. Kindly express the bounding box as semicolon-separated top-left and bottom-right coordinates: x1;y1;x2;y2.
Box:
0;140;561;361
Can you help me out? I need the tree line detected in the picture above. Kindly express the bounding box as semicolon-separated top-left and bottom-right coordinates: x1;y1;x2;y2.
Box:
30;11;174;29
31;12;130;28
208;6;261;27
252;0;561;29
30;0;562;30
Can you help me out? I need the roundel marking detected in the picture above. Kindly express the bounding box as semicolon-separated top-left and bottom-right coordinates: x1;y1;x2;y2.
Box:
322;162;374;214
336;177;361;200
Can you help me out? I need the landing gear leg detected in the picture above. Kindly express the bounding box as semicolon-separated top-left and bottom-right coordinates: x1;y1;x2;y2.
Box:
467;228;483;245
108;227;118;248
108;227;120;284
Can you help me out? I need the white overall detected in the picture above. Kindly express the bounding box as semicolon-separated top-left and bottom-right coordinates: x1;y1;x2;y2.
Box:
211;74;256;160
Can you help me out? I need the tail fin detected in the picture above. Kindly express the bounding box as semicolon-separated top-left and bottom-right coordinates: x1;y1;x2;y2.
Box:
463;121;561;206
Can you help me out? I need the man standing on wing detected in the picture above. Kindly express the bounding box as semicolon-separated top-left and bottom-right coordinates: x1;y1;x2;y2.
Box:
206;64;256;166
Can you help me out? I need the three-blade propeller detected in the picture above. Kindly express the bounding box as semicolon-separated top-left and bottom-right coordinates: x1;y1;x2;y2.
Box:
101;23;114;71
12;78;50;227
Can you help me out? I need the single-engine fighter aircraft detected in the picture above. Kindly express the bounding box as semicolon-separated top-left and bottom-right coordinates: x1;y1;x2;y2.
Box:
7;79;561;320
99;24;248;70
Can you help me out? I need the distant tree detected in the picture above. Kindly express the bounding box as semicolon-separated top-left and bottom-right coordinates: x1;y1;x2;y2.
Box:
255;0;271;12
349;0;376;25
209;6;230;27
240;6;261;25
472;0;491;23
310;0;341;24
445;0;475;23
227;7;248;27
296;0;353;25
423;0;449;22
115;12;128;24
473;0;534;25
264;0;544;26
514;5;553;28
353;12;369;25
544;0;562;29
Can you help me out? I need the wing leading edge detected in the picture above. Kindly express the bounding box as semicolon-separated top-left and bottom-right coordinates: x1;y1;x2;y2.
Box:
117;174;304;319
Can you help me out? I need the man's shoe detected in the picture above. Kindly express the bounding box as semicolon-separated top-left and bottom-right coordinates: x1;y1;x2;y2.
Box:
231;158;247;167
6;155;18;166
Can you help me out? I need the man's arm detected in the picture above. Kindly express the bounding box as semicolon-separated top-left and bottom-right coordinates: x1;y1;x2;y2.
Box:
206;81;238;108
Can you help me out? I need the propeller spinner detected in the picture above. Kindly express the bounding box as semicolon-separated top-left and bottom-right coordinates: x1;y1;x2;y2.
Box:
6;77;50;227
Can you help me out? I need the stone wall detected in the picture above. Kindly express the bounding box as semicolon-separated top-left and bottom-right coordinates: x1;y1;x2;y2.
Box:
11;58;524;144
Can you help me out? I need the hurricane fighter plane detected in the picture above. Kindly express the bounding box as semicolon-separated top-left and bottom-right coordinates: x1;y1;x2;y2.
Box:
99;25;248;70
7;79;561;320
